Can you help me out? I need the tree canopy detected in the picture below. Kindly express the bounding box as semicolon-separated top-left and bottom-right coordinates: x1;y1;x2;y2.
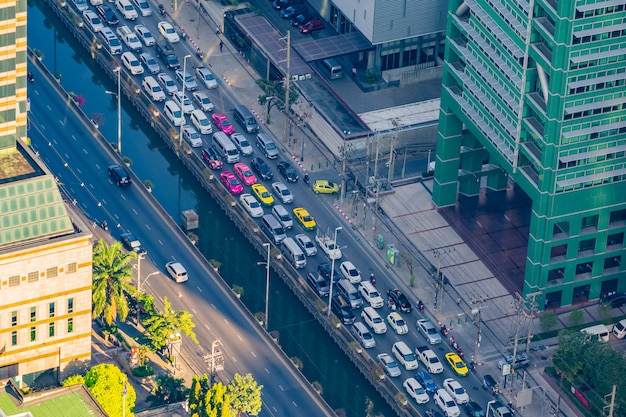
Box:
147;374;188;407
227;373;263;417
188;373;263;417
143;296;198;351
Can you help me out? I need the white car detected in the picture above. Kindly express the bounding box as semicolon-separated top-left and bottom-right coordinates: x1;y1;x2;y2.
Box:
434;389;461;417
190;109;212;135
339;261;361;283
165;261;188;283
158;21;180;43
121;52;144;75
195;67;218;89
443;378;469;405
417;318;443;344
83;10;104;32
231;133;254;156
173;91;195;114
182;125;202;148
192;91;214;112
157;72;178;96
134;24;155;46
403;377;429;404
361;306;387;334
377;353;401;378
358;281;384;308
387;312;409;335
240;193;264;218
140;52;160;74
294;233;317;256
271;182;294;204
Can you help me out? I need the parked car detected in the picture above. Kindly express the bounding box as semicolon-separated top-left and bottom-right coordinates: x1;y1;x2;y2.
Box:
312;179;339;194
290;13;308;27
280;4;306;19
300;19;324;34
497;352;530;369
201;147;222;170
272;182;294;204
250;157;273;180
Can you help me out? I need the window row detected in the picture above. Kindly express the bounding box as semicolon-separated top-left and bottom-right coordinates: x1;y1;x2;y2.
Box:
558;150;626;169
547;255;621;285
569;74;626;95
5;262;77;288
575;4;625;20
570;52;626;70
9;319;74;347
573;28;626;45
550;232;624;260
563;103;625;121
9;298;74;327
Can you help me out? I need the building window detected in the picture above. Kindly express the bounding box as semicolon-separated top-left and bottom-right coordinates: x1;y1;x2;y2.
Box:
579;238;595;253
607;233;624;246
8;275;20;287
581;214;598;230
68;298;74;314
49;322;55;337
30;326;36;342
46;267;58;278
27;271;39;283
550;244;567;260
67;318;74;334
67;262;77;273
49;302;55;318
604;255;621;270
11;331;17;346
11;311;17;327
30;307;36;322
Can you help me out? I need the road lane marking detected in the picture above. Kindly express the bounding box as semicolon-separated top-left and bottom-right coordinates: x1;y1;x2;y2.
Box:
278;385;284;391
145;224;151;231
264;368;269;374
158;239;164;245
223;318;230;325
132;208;138;215
237;335;243;341
196;287;203;293
291;401;297;408
250;351;256;358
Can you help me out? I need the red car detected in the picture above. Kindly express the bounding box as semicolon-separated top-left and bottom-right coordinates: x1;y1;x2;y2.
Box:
233;162;257;186
201;147;223;170
220;171;243;195
212;112;235;135
300;19;324;34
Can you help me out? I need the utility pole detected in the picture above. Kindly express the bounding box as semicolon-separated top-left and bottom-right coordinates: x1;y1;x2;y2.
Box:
203;339;223;384
525;292;540;354
604;385;616;417
340;144;347;206
283;31;291;146
387;119;399;186
471;296;486;363
509;292;525;388
433;248;454;310
372;133;381;232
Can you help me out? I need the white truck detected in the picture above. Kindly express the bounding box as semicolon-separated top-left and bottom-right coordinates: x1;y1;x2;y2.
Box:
116;26;142;52
315;233;342;260
415;346;444;374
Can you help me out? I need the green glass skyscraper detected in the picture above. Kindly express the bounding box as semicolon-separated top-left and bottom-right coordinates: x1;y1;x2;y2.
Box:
433;0;626;308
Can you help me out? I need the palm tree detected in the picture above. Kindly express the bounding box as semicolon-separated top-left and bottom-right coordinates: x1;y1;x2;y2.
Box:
92;238;137;326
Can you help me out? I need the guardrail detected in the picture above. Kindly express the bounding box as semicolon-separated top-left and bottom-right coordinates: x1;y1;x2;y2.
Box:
39;1;418;415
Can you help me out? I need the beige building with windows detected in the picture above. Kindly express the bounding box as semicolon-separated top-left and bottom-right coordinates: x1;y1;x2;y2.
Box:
0;0;92;387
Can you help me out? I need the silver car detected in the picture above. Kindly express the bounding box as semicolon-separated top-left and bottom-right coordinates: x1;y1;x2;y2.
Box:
295;233;317;256
417;318;442;344
192;91;214;112
231;133;254;156
175;69;197;91
134;24;155;46
140;52;160;74
377;353;401;378
157;73;178;96
195;67;218;89
271;182;293;204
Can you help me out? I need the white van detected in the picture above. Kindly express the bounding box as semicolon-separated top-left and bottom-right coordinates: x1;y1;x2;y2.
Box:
165;261;188;283
212;132;240;163
613;319;626;339
392;341;418;370
116;0;138;20
336;279;363;309
272;205;293;230
262;214;286;244
142;76;166;102
164;100;184;126
361;306;387;334
281;237;306;268
322;58;343;80
99;27;122;55
580;324;610;343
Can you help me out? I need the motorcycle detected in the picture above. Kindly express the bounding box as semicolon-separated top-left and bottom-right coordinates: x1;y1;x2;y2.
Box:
158;4;166;15
303;174;310;185
28;72;35;83
417;300;424;312
196;48;204;59
449;336;463;357
100;220;108;231
369;273;376;286
439;323;448;336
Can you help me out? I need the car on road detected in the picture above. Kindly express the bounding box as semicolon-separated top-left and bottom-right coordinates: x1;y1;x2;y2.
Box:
387;312;408;335
293;207;316;231
464;401;486;417
165;261;188;283
403;377;429;404
239;193;264;218
195;67;218;89
83;10;104;32
300;19;324;34
108;164;131;187
201;147;222;170
387;288;412;313
250;157;273;180
132;0;152;16
251;183;274;206
415;371;438;394
192;91;214;112
157;72;178;95
318;262;338;282
443;378;469;404
134;24;155;46
220;171;243;195
361;306;387;334
306;272;329;297
377;353;401;378
212;112;235;135
339;261;361;283
272;182;293;204
231;133;254;156
234;162;257;186
157;21;179;43
604;293;626;308
173;92;195;114
359;281;384;308
140;52;160;74
182;125;202;148
312;179;339;194
295;234;317;256
191;109;212;134
120;232;145;253
417;318;443;344
445;352;468;377
96;5;119;26
277;161;299;182
434;389;461;417
121;52;144;75
482;374;499;395
497;352;530;369
175;69;197;91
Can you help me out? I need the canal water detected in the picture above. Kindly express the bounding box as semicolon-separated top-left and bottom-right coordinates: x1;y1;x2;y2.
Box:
27;1;394;416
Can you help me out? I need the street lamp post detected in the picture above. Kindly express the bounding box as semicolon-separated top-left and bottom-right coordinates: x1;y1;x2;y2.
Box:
257;243;271;330
327;226;343;316
179;54;191;147
105;67;122;154
139;271;160;294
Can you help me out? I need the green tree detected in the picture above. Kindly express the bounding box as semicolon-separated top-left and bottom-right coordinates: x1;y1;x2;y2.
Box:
569;308;584;327
539;311;558;332
92;238;137;325
143;296;199;351
202;382;232;417
227;373;263;417
147;374;188;407
63;363;136;417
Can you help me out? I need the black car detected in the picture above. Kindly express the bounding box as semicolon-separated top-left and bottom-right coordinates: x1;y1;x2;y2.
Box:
290;13;308;26
277;161;298;182
108;164;131;187
250;157;273;180
483;374;499;395
331;295;355;324
96;5;119;26
387;288;412;313
464;401;486;417
318;262;339;282
120;233;146;254
307;272;329;297
604;293;626;308
424;410;445;417
280;4;306;19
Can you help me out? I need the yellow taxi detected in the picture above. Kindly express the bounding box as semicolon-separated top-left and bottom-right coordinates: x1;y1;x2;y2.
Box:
445;352;469;377
312;179;340;194
293;207;316;231
251;184;274;206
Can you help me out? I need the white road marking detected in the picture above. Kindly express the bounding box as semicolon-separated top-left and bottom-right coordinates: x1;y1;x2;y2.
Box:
250;351;256;358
